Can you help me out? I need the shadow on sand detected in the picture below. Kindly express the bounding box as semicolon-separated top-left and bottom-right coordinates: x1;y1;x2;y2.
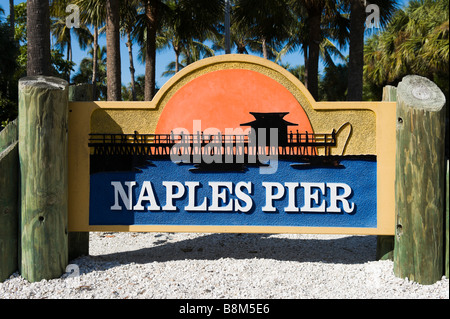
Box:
74;233;379;273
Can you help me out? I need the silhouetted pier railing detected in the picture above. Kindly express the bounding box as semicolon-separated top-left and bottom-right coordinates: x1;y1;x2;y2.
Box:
88;130;336;157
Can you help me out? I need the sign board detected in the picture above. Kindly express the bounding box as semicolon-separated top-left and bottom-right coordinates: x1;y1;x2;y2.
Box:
68;55;396;235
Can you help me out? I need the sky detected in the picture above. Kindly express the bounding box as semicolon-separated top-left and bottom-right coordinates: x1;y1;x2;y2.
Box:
0;0;410;89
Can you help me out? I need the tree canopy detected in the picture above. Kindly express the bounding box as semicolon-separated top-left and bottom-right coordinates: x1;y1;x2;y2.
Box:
0;0;448;130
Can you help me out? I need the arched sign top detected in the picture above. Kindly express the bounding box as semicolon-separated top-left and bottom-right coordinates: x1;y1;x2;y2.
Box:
155;68;314;135
153;54;316;108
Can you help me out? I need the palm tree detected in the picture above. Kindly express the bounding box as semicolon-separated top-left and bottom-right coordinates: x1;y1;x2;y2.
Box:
346;0;365;101
72;46;107;99
75;0;106;100
106;0;122;101
224;0;231;53
136;0;223;101
50;0;93;82
9;0;14;38
319;63;348;101
346;0;398;101
122;74;146;101
120;0;140;101
27;0;51;76
214;9;283;61
364;0;449;85
234;0;292;59
363;0;449;101
142;0;159;101
281;63;306;82
0;15;20;126
277;0;348;98
297;0;345;100
161;40;215;77
165;0;222;68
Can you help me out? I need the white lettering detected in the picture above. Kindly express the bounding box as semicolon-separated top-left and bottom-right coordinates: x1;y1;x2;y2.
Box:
327;183;355;213
108;181;357;215
184;181;207;211
209;182;233;211
133;181;160;211
162;181;185;211
300;182;326;212
284;182;300;212
262;182;285;212
234;181;253;213
110;181;136;210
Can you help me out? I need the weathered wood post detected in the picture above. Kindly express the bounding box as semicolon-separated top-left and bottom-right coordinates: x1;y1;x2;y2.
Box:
376;85;397;261
446;159;449;278
68;83;92;261
394;75;446;284
18;76;69;282
0;119;19;282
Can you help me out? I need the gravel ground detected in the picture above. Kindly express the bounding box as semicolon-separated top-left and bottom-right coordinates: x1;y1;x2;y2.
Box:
0;232;448;299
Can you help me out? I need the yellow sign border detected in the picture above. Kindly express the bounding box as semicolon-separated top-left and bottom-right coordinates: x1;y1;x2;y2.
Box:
68;54;396;235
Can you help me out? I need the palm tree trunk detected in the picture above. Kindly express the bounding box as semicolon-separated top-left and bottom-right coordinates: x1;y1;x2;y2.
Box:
307;7;321;100
303;42;308;87
127;30;137;101
261;37;268;59
224;0;231;54
145;0;158;101
174;47;180;73
9;0;14;39
92;26;99;101
347;0;365;101
26;0;51;76
67;31;72;82
106;0;122;101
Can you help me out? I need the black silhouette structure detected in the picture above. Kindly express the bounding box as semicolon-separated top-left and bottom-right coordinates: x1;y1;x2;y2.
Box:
88;112;372;173
240;112;298;147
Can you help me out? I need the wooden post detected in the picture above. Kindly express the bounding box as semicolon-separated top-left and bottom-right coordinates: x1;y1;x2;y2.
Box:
0;119;18;152
18;76;69;282
0;119;19;282
394;75;446;285
446;159;449;278
68;84;92;261
376;85;397;261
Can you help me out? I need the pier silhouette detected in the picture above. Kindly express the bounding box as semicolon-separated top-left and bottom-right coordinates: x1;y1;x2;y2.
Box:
89;112;337;159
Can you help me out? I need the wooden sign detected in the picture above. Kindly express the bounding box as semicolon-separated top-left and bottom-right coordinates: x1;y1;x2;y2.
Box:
68;55;396;235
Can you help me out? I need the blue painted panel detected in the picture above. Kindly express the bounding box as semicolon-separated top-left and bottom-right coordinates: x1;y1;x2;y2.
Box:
89;158;377;228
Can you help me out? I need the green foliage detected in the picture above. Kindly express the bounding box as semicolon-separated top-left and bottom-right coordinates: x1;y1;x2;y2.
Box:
281;63;306;83
319;63;348;101
1;2;84;127
72;46;107;99
0;21;19;127
2;0;448;109
364;0;449;100
122;75;145;101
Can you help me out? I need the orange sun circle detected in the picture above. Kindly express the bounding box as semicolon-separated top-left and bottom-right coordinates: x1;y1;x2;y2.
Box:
155;69;313;135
